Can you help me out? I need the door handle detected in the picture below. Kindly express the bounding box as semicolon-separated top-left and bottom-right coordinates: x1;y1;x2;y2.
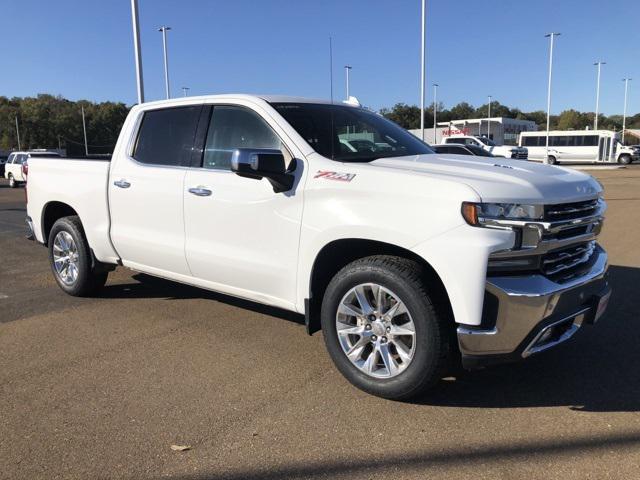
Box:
188;186;212;197
113;179;131;189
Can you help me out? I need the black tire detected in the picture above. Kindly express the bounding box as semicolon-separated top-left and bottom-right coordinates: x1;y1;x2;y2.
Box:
618;154;631;165
547;155;557;165
8;174;16;188
321;256;451;400
48;216;108;296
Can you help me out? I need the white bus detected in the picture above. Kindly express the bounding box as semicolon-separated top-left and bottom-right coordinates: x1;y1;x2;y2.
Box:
519;130;637;165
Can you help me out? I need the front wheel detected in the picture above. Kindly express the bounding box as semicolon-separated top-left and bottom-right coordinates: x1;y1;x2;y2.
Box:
48;216;108;296
618;154;631;165
8;174;16;188
546;155;557;165
321;256;451;400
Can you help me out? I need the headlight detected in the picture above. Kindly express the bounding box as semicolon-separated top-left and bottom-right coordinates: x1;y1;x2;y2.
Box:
461;202;544;226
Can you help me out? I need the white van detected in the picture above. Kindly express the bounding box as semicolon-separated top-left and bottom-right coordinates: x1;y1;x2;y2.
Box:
520;130;637;165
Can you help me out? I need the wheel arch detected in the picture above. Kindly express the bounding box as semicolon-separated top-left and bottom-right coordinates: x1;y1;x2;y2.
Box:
41;201;80;246
306;238;453;334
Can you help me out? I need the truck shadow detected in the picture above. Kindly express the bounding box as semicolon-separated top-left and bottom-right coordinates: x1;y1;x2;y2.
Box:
420;264;640;412
100;265;638;412
100;273;305;326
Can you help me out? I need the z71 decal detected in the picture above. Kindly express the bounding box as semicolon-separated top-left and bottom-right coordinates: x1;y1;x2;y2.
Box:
314;170;357;182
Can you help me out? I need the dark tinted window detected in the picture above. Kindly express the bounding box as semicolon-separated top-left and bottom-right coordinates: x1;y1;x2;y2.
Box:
133;106;201;166
466;145;495;157
202;106;281;170
584;135;598;146
551;136;567;147
450;146;470;155
272;103;433;162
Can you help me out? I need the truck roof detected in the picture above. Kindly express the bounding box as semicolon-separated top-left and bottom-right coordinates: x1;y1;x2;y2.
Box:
133;94;354;109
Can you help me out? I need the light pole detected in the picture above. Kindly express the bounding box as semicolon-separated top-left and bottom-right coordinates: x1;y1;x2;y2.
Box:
487;95;492;139
15;115;21;150
545;32;560;164
81;106;89;156
158;26;172;99
130;0;145;104
622;78;632;143
420;0;427;141
344;65;352;100
432;83;438;142
182;87;190;97
594;61;606;130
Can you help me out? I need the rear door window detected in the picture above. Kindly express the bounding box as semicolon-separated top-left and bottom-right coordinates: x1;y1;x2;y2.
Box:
133;106;202;166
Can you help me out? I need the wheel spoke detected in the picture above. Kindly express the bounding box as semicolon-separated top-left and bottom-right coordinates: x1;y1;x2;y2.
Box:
392;339;412;363
388;323;415;337
383;300;407;320
379;343;400;376
53;242;63;253
337;324;364;336
338;302;363;319
374;284;385;314
354;285;374;316
363;348;378;374
346;337;369;361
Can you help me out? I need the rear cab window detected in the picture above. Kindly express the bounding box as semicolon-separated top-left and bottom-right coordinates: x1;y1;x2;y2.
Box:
133;106;202;166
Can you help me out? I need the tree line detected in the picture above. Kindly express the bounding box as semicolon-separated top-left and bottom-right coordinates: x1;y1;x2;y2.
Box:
2;94;639;154
0;94;129;155
379;101;640;140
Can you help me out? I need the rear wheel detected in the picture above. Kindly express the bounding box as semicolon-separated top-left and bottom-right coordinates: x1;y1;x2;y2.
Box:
48;216;108;296
321;256;451;400
618;154;631;165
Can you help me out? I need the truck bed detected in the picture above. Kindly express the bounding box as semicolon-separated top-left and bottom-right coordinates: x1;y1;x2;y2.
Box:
26;157;120;264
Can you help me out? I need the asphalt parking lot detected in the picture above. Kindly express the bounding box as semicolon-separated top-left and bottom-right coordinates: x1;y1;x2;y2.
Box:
1;166;639;480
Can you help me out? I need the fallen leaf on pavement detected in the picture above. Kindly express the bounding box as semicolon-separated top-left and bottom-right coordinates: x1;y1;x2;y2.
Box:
170;445;191;452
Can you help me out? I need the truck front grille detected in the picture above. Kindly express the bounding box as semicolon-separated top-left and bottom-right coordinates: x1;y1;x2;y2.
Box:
544;199;599;221
542;241;596;276
487;197;604;280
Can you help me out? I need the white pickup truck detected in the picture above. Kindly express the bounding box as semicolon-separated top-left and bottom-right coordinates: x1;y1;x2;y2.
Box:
25;95;611;399
442;135;529;160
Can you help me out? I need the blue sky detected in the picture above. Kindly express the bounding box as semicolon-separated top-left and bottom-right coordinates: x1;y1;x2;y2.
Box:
3;0;638;115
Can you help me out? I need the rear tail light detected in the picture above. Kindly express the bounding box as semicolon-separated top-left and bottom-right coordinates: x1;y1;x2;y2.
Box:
22;162;28;204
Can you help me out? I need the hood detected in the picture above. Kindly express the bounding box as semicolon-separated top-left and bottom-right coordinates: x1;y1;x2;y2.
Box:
370;154;601;204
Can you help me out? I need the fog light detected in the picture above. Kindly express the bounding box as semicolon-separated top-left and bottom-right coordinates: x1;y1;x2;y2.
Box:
536;327;554;345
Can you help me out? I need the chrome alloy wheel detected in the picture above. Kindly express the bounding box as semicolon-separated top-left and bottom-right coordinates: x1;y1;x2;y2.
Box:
52;231;80;285
336;283;416;378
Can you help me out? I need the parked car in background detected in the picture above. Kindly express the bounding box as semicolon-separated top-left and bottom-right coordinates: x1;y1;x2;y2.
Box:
520;130;638;165
442;135;528;159
25;95;610;400
4;151;62;187
432;143;496;157
0;155;7;178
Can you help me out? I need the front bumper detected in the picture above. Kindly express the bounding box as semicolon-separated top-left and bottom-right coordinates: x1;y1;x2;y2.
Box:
457;244;610;368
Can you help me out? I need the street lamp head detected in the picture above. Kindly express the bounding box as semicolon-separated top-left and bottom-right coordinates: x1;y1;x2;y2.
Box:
158;26;171;32
594;61;606;66
344;65;352;70
544;32;561;37
433;83;439;87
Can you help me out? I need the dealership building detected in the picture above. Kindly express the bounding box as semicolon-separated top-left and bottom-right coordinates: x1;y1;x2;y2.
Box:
410;117;538;145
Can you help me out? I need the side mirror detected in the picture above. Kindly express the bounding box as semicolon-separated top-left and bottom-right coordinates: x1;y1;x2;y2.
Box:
230;148;294;193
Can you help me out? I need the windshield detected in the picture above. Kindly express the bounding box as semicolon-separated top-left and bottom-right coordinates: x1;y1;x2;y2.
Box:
477;137;496;147
271;103;434;162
